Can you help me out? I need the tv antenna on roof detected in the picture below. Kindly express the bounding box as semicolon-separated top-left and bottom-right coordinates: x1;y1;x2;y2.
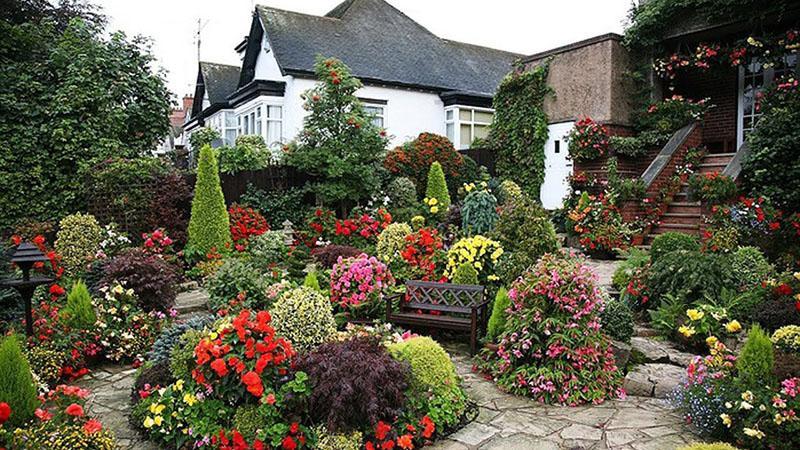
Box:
194;18;210;63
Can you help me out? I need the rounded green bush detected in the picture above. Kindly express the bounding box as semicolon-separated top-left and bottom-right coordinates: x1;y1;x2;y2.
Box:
206;258;269;311
771;325;800;353
169;328;206;381
451;262;479;285
25;346;64;387
247;230;288;270
462;190;499;235
497;180;524;206
737;324;774;387
387;336;458;393
677;443;738;450
313;426;362;450
55;212;103;277
647;250;730;306
650;232;700;263
376;222;413;264
728;246;773;289
270;286;337;353
0;334;39;427
233;405;268;442
487;287;510;342
388;177;418;208
601;297;634;343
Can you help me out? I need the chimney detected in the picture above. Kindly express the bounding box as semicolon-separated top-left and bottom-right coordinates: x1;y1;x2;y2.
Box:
182;95;194;112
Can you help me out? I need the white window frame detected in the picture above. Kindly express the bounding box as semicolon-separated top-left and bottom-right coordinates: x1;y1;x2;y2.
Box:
444;105;494;149
362;102;387;128
236;101;284;147
737;54;797;148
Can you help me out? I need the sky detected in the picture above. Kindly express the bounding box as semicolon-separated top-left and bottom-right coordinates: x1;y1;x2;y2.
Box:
99;0;633;102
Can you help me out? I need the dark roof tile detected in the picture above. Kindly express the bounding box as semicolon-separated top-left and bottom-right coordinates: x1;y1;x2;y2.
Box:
200;62;241;105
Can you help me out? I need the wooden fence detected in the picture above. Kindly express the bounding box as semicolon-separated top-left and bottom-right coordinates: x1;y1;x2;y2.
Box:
459;148;496;175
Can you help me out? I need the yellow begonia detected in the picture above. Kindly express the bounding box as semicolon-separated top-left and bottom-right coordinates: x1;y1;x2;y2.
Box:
706;336;718;348
678;325;696;338
143;417;155;428
153;416;163;426
184;393;197;406
686;309;704;321
720;413;732;427
794;272;800;281
743;427;765;439
174;379;184;391
725;320;742;333
149;403;165;415
430;206;439;214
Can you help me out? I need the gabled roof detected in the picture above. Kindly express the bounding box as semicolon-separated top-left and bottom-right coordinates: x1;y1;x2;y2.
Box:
253;0;522;97
189;62;241;120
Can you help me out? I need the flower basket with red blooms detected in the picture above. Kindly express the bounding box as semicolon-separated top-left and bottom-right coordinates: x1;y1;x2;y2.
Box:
567;117;609;162
192;310;295;401
398;227;445;281
228;204;269;252
687;172;738;204
567;193;633;258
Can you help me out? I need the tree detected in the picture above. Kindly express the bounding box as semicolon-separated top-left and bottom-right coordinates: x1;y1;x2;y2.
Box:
425;161;451;218
187;145;231;257
0;3;171;230
286;57;389;213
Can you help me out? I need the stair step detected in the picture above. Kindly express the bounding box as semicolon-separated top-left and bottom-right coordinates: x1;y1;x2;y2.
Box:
661;212;702;225
667;203;702;214
697;162;728;174
703;153;735;165
662;212;702;218
651;223;701;235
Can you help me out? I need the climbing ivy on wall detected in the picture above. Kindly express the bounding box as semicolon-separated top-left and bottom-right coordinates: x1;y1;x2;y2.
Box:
487;63;551;199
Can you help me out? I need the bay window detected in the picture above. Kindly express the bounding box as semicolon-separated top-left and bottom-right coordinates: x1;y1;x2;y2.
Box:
236;103;284;146
445;106;493;149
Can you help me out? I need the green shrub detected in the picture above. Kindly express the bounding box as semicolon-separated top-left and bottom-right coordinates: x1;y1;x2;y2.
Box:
187;144;232;257
425;162;450;217
188;127;220;149
246;230;288;270
601;297;635;343
487;287;510;341
647;250;730;306
206;259;269;312
303;271;322;291
232;405;267;442
270;287;337;354
497;180;524;206
60;280;97;330
648;294;686;338
169;329;205;381
612;248;650;291
217;135;271;174
147;315;214;364
387;177;418;208
771;325;800;354
54;212;103;277
12;422;117;450
677;443;738;450
410;215;425;230
240;185;307;227
376;222;412;264
387;336;466;428
313;426;362;450
0;335;38;426
754;296;800;332
687;172;738;204
461;190;498;235
726;286;768;323
650;232;700;263
736;325;774;388
728;246;773;289
451;262;479;285
490;196;558;284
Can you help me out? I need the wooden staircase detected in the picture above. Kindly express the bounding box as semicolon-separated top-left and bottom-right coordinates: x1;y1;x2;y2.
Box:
647;152;736;242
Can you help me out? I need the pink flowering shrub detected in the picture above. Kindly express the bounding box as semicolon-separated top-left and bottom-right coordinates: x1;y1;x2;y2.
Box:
479;252;624;405
330;254;394;321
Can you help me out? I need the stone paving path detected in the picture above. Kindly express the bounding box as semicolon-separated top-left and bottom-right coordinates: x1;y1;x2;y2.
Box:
432;352;699;450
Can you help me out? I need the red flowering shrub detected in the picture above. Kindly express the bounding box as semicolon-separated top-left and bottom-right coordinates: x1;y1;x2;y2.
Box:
310;245;362;269
297;337;409;432
301;208;392;249
384;133;464;195
192;310;294;401
399;227;445;281
141;229;174;256
567;117;609;161
567;193;632;257
228;204;269;252
364;416;436;450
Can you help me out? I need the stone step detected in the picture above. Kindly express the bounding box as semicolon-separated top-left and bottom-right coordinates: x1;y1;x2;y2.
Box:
174;289;210;315
697;162;728;174
702;153;735;165
667;202;702;215
180;281;200;291
651;223;701;236
623;363;685;398
660;212;702;225
634;325;659;338
629;336;695;367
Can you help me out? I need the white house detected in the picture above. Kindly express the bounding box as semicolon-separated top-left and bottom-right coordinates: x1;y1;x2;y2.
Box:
183;0;521;152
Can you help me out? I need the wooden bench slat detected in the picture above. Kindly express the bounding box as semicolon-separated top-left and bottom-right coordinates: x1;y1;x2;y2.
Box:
402;302;471;314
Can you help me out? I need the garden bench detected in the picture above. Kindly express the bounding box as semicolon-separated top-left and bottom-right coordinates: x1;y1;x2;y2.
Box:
386;280;489;354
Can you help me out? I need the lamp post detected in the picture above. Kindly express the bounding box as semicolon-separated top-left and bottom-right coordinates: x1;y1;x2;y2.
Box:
1;242;54;337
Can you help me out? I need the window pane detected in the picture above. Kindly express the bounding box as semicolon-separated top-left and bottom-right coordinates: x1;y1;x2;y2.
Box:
474;124;489;139
372;117;384;128
255;106;262;119
445;110;453;121
474;111;493;123
225;129;237;145
268;105;282;119
226;113;237;127
459;109;472;121
267;120;282;144
446;123;455;142
460;124;471;147
255;117;262;135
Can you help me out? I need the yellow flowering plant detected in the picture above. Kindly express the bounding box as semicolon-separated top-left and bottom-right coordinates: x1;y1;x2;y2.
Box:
676;303;741;351
444;235;503;285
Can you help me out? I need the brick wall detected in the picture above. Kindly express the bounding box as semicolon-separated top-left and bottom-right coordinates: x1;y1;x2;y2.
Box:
573;124;659;184
674;68;738;153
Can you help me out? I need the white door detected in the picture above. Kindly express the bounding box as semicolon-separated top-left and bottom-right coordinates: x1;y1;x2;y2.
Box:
540;122;573;209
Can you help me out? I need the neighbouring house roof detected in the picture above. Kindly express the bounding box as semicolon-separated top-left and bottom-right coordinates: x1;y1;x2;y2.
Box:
189;62;241;121
523;33;623;63
252;0;522;98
